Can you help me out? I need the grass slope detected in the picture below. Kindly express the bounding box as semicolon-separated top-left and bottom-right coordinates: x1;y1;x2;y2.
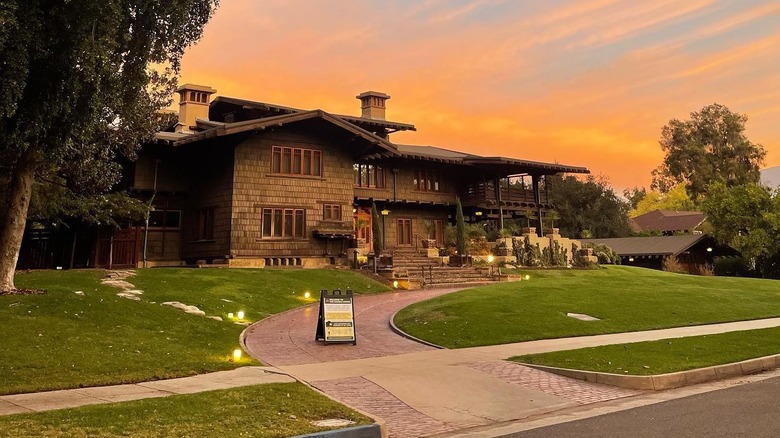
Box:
394;266;780;348
513;327;780;375
1;268;388;395
0;383;371;437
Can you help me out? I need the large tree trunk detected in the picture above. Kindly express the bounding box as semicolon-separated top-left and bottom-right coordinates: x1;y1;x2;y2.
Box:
0;147;40;293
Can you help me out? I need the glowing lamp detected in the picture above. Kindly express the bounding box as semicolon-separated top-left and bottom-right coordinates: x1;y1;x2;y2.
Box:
706;247;713;252
393;280;399;289
380;209;390;216
487;255;495;263
237;310;245;320
228;312;234;319
475;211;483;216
233;349;242;361
628;257;635;262
304;291;311;299
524;274;530;281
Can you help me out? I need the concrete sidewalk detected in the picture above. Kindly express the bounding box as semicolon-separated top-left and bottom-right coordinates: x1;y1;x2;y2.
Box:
0;366;293;416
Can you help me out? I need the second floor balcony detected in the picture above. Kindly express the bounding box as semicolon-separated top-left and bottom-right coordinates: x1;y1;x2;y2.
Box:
461;180;550;209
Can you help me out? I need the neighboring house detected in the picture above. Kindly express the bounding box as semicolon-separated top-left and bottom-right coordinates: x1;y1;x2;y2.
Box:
583;235;738;274
630;210;706;235
18;84;589;269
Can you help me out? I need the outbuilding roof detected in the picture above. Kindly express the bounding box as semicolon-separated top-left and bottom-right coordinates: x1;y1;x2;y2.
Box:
632;210;706;233
582;235;707;257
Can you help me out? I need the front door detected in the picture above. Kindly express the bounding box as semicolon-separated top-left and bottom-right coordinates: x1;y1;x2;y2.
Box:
397;218;412;246
354;207;372;248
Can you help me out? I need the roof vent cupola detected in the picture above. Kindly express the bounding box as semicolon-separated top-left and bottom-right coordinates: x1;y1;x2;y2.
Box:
356;91;390;121
175;83;217;133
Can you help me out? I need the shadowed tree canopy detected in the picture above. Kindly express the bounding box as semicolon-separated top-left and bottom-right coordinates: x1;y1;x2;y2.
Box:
651;103;766;201
547;175;631;239
0;0;219;293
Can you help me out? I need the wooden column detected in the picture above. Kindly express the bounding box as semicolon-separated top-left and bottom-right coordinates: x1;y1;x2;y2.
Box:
494;176;504;231
532;175;543;237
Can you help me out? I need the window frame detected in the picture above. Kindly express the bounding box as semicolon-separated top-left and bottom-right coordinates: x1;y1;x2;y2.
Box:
414;169;443;192
353;164;386;188
271;146;322;177
260;207;307;239
148;209;182;230
323;204;342;222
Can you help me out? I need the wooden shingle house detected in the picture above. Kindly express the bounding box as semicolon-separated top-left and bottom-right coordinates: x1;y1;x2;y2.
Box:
108;84;589;268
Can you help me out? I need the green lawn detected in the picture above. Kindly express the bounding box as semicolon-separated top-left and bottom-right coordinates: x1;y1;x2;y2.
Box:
0;383;372;437
512;327;780;375
394;266;780;348
2;268;388;395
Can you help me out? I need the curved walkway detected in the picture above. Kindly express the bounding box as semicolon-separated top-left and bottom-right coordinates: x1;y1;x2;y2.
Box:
242;288;460;366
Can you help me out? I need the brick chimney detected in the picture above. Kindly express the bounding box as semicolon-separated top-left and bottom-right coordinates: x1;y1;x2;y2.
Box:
356;91;390;120
175;84;217;133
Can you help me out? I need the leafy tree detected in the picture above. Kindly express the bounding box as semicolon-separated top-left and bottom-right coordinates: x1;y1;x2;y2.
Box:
546;175;631;238
623;186;647;210
455;196;466;255
0;1;219;293
651;103;766;201
701;182;780;278
371;203;383;255
630;184;697;217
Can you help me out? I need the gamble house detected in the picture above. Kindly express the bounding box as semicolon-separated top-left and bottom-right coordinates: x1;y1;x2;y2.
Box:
102;84;589;269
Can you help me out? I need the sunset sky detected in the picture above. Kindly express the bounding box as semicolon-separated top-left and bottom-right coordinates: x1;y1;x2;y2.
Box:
178;0;780;191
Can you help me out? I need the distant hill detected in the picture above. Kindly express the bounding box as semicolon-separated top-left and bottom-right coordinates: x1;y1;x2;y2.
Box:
761;167;780;188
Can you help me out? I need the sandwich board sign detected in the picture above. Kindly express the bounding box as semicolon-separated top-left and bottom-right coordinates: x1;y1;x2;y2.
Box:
315;289;357;345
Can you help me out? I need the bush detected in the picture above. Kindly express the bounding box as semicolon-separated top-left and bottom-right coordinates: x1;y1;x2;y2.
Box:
662;256;687;274
583;242;621;265
713;257;752;277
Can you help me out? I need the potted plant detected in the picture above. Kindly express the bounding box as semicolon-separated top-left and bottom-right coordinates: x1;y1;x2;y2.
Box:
521;210;536;235
421;219;437;248
545;210;560;236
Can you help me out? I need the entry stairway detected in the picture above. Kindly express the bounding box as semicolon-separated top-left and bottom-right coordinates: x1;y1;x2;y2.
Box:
389;247;500;288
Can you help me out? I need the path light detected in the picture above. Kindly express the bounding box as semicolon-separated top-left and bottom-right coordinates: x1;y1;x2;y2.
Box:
393;280;399;289
304;291;311;299
237;310;245;320
228;312;234;319
487;254;495;263
233;348;242;361
524;274;530;281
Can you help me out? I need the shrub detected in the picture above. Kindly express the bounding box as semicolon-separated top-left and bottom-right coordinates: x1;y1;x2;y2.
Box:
713;257;752;277
662;256;687;274
583;242;620;265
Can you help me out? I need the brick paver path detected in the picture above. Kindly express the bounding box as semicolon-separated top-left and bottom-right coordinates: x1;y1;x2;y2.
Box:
470;360;642;405
312;377;462;438
243;288;459;366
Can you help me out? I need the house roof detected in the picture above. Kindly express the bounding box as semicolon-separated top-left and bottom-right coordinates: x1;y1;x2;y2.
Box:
582;235;708;257
172;110;398;156
632;210;706;232
210;96;417;133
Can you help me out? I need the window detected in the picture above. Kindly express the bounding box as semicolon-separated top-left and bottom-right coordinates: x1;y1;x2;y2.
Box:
149;210;181;229
261;208;306;239
271;146;322;176
198;208;215;240
414;169;442;192
323;204;342;221
353;164;385;188
427;219;444;244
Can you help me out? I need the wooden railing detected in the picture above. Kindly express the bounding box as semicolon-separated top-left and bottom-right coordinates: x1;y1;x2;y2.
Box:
461;181;548;205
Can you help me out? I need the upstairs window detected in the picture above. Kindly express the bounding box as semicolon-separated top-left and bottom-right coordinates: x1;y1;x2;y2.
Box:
353;164;385;188
414;169;442;192
323;204;342;221
272;146;322;177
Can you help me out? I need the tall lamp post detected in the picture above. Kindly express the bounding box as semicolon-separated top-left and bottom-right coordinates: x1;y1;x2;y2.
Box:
380;209;390;249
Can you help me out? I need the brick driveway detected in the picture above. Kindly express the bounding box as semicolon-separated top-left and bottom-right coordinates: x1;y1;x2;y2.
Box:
243;288;459;366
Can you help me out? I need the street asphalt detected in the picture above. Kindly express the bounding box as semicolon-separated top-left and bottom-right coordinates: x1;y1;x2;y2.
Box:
508;376;780;438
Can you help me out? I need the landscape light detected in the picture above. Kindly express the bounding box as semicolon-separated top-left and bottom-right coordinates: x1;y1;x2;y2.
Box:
237;310;245;320
393;280;399;289
228;312;234;319
304;291;311;299
487;254;495;263
233;349;242;361
524;274;530;281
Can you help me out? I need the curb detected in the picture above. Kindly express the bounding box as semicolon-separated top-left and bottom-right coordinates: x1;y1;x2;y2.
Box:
388;310;445;349
292;424;382;438
520;353;780;391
